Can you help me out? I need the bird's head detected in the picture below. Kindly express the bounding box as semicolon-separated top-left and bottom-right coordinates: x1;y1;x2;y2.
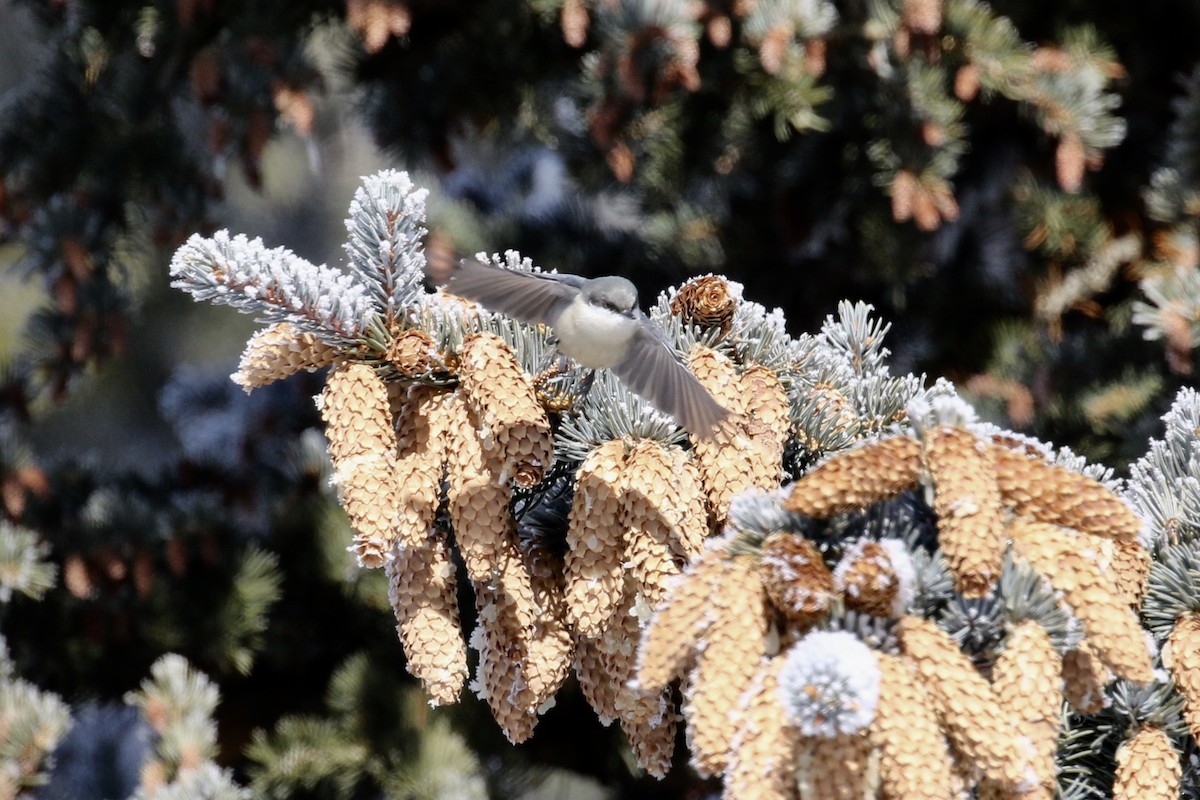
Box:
583;276;639;316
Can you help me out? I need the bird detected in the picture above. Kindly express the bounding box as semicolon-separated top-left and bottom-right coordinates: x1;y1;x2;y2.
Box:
446;259;731;436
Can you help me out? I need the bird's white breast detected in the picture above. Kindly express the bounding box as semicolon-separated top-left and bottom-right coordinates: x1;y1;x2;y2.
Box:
554;301;636;369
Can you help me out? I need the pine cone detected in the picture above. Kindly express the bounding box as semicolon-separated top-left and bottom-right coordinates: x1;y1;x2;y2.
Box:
690;347;783;529
445;390;516;582
1010;519;1153;683
1167;612;1200;742
760;533;836;624
783;435;922;517
897;616;1039;791
1056;133;1087;193
924;426;1005;597
903;0;942;33
670;275;738;333
565;440;628;637
868;652;958;799
386;536;466;706
457;332;554;489
834;540;903;617
637;547;729;691
742;364;792;444
622;709;677;779
1114;726;1182;800
320;362;400;568
385;326;442;378
984;621;1062;799
621;439;708;607
1108;536;1151;608
471;580;540;743
389;384;446;549
233;322;339;390
682;556;768;776
574;634;620;726
796;382;861;451
560;0;589;47
724;657;796;800
489;542;573;713
797;734;873;799
991;444;1141;542
1061;642;1112;714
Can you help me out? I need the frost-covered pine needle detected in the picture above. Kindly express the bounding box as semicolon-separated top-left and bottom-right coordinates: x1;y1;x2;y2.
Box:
170;230;377;348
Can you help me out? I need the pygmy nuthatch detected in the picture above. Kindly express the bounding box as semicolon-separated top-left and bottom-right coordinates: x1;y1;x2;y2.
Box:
447;260;730;436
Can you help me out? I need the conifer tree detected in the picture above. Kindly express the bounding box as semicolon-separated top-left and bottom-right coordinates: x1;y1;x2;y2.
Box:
2;0;1200;797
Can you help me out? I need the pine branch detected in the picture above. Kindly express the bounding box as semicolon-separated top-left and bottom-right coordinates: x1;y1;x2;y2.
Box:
343;169;430;326
170;231;379;349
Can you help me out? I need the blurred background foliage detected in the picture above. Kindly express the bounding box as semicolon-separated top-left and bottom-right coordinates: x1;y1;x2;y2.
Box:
0;0;1198;796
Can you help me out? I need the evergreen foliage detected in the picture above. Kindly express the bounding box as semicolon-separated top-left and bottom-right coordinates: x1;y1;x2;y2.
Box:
1;0;1200;797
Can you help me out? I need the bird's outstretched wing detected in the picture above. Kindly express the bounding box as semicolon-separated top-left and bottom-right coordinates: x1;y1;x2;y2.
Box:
446;260;581;326
615;321;730;436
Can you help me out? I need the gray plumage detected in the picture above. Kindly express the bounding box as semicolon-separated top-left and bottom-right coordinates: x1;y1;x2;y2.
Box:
448;260;730;435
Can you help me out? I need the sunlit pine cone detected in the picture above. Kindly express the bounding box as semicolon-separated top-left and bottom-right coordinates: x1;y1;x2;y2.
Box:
457;332;554;489
955;63;981;102
574;634;620;726
385;536;466;706
924;426;1006;597
1113;726;1182;800
620;439;708;607
689;347;782;529
759;533;836;625
524;547;576;705
565;440;628;637
758;24;791;75
903;0;942;33
1166;612;1200;742
797;734;873;799
388;384;446;549
706;14;732;48
670;275;738;334
320;362;401;568
602;586;678;775
979;621;1061;800
62;554;93;598
891;169;918;223
471;581;539;743
948;741;982;798
783;435;922;518
990;443;1142;542
1056;133;1087;194
560;0;589;47
488;540;573;712
232;322;339;390
521;598;574;713
724;657;796;800
682;555;768;777
897;616;1039;791
741;364;791;434
583;580;669;730
637;547;729;692
444;390;516;582
1009;520;1153;683
385;326;442;379
346;0;411;53
1107;536;1151;608
868;652;957;799
834;540;904;617
622;705;677;779
1061;642;1112;714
